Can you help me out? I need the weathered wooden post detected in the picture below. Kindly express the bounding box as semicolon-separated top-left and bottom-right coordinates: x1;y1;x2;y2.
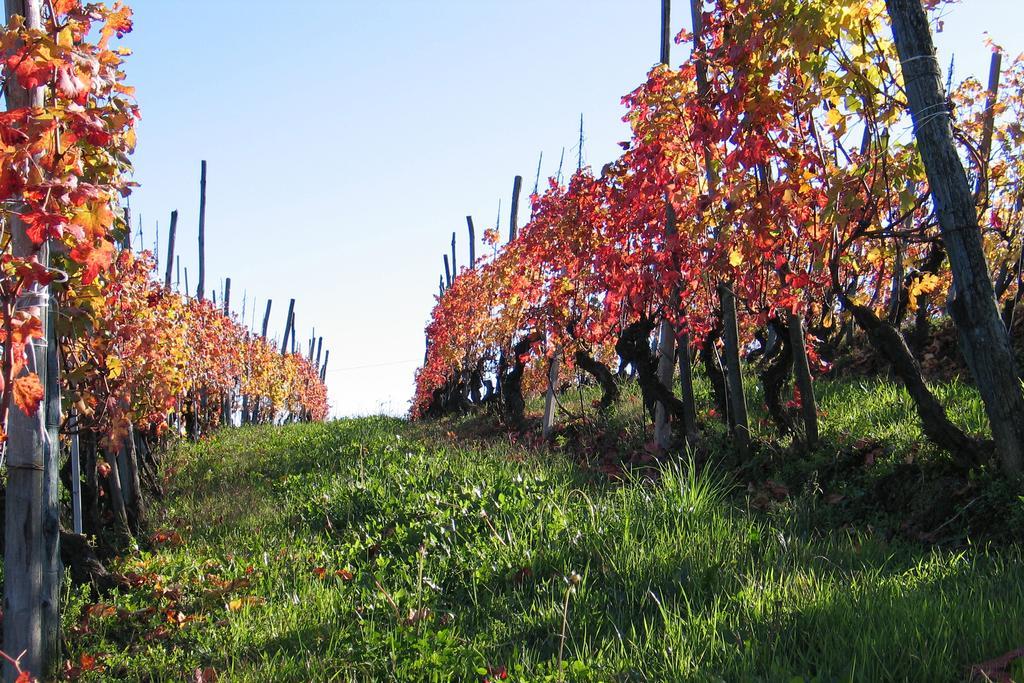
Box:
788;310;819;447
509;175;522;241
196;160;207;300
887;0;1024;476
223;278;231;316
4;1;52;677
451;232;457;277
653;0;676;450
443;254;452;288
261;300;272;339
690;0;747;453
466;216;476;267
281;299;295;355
70;417;83;535
42;274;61;666
315;337;323;370
320;350;330;381
164;210;177;289
975;50;1002;199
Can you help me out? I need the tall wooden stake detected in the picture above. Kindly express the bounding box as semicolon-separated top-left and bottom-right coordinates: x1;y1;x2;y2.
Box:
691;0;746;453
4;1;51;677
975;50;1002;199
223;277;231;316
42;273;61;667
887;0;1024;476
261;300;272;339
450;232;457;277
788;310;819;447
509;175;522;242
196;160;207;300
164;210;177;289
281;299;295;355
443;254;452;288
466;216;476;267
654;0;680;449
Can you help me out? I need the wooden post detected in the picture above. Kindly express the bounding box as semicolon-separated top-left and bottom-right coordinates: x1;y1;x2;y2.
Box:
184;268;190;299
316;337;323;369
289;311;297;355
443;254;452;288
542;357;559;439
105;448;130;534
3;1;51;677
320;350;330;381
975;50;1002;199
532;152;544;195
654;0;681;449
509;175;522;242
689;0;746;452
261;300;272;339
439;275;445;298
451;232;457;277
281;299;295;355
42;276;61;667
660;0;672;64
196;160;207;300
164;211;177;289
719;282;750;452
788;310;819;447
466;216;476;267
887;0;1024;476
70;420;83;535
176;256;181;290
223;277;231;316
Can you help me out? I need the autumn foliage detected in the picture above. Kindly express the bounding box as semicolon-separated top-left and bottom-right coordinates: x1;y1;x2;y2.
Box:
0;1;328;444
413;0;1023;463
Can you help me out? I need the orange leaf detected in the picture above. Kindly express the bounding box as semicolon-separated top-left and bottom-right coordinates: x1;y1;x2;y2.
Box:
13;373;44;415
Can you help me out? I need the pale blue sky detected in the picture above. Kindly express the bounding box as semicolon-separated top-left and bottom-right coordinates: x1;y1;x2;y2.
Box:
120;1;1023;417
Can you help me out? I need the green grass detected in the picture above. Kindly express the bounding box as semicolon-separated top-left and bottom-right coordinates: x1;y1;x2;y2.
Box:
63;402;1024;682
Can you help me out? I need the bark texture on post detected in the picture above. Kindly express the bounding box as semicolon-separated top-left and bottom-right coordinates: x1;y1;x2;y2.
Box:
466;216;476;267
887;0;1024;477
450;232;457;277
261;300;272;339
653;0;683;450
787;310;819;448
509;176;522;242
4;1;51;678
719;282;750;454
196;160;207;300
42;283;61;668
281;299;295;355
164;210;177;289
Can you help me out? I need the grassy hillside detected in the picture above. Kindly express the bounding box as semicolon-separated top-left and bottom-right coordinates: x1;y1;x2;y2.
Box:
63;397;1024;681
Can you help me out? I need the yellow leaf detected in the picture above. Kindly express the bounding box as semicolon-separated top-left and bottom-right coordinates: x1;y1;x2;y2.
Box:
227;596;265;611
826;107;844;128
57;27;74;48
729;250;743;267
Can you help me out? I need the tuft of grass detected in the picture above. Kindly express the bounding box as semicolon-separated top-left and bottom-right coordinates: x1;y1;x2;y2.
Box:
61;407;1024;682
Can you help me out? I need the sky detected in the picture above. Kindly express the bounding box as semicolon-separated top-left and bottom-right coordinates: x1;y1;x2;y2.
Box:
119;0;1024;418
